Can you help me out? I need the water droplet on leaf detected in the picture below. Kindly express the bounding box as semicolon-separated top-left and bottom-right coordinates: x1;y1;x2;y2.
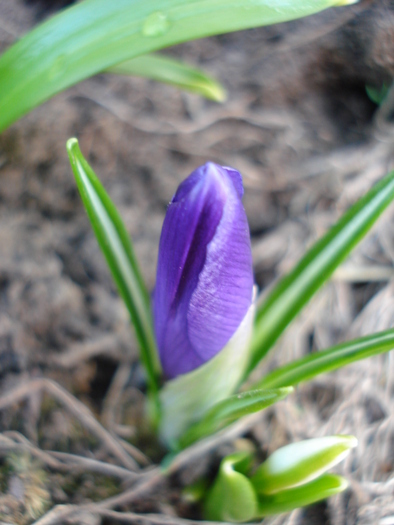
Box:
142;12;170;37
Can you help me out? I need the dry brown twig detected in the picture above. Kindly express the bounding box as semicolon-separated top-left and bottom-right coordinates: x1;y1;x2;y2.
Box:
33;505;247;525
30;468;163;525
50;334;124;368
101;362;152;465
119;437;152;466
0;432;144;481
89;508;243;525
0;432;64;471
0;377;139;470
101;362;133;431
46;451;143;481
32;471;268;525
0;373;267;525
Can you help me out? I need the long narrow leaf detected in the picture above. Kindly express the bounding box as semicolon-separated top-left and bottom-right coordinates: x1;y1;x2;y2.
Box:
255;329;394;389
0;0;356;132
66;138;161;398
107;53;226;102
251;435;357;495
179;387;292;449
257;474;348;517
246;170;394;375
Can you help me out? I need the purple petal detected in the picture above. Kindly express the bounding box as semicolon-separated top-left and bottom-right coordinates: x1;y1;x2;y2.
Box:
154;162;253;379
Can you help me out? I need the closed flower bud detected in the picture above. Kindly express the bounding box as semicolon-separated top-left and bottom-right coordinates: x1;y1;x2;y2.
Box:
154;162;254;379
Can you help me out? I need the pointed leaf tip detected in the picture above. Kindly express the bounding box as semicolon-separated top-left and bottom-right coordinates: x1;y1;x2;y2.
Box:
178;386;293;449
66;138;83;171
204;452;258;523
108;54;227;102
66;138;161;405
66;137;79;153
0;0;356;132
252;435;357;495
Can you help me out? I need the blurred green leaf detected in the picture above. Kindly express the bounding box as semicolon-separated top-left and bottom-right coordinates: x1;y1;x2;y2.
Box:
251;435;357;495
0;0;357;132
182;478;209;504
366;83;390;105
179;387;293;449
256;329;394;389
66;138;161;400
204;452;257;523
107;53;226;101
257;474;348;516
247;170;394;376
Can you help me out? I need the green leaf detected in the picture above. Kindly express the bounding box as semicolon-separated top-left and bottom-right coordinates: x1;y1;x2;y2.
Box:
182;479;209;504
0;0;357;132
251;435;357;495
257;474;348;516
204;452;258;523
66;138;161;400
366;83;390;105
256;329;394;389
107;53;226;101
179;387;293;449
246;170;394;376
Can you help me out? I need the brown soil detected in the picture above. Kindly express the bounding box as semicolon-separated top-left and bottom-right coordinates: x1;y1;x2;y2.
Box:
0;1;393;524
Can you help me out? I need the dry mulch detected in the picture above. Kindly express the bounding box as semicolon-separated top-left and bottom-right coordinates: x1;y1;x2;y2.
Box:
0;1;393;524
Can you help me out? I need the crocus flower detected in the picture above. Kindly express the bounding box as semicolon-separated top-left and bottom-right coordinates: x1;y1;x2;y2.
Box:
154;162;254;379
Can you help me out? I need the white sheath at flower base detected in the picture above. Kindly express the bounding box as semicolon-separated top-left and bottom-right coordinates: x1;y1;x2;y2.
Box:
159;299;255;446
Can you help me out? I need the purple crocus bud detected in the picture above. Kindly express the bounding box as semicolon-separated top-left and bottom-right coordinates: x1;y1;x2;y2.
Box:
154;162;254;379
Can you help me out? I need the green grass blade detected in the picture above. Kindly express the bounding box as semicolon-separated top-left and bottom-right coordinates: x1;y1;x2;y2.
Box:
246;170;394;376
0;0;356;132
66;138;161;396
179;387;292;449
255;329;394;389
107;53;226;101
